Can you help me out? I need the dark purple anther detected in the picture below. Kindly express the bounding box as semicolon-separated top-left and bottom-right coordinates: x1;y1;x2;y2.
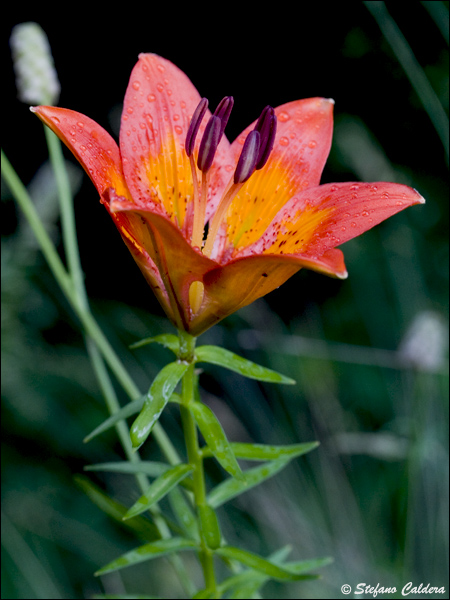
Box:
185;97;209;157
213;96;234;139
254;106;277;170
234;130;261;184
197;115;222;173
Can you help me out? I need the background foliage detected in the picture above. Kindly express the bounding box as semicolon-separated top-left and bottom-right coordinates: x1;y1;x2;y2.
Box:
2;3;448;598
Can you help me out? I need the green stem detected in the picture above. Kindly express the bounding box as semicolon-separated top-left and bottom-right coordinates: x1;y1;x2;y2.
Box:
178;331;219;597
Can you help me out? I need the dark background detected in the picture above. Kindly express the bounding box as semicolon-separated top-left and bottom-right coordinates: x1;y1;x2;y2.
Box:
2;3;449;599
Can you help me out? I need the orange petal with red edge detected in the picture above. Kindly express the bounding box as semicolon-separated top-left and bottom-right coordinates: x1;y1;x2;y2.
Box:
119;54;232;234
30;106;130;199
220;98;334;255
244;181;425;258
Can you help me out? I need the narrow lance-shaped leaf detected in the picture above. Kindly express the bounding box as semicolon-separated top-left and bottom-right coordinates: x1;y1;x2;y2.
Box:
189;402;244;481
217;545;293;598
195;345;295;384
130;333;179;354
215;546;318;581
84;396;145;443
123;464;193;520
207;458;291;508
202;441;319;461
130;361;189;449
86;460;194;493
95;538;199;576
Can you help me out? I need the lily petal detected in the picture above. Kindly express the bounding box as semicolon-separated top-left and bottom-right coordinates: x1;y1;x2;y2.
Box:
119;54;232;235
30;105;130;199
245;181;425;258
218;98;334;256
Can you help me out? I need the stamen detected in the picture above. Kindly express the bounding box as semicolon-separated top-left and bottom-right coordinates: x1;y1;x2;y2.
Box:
213;96;234;138
197;115;222;173
185;97;209;157
233;130;261;184
254;106;277;170
202;106;277;259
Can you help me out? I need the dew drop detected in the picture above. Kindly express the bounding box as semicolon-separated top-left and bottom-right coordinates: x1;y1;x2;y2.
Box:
132;81;140;90
279;136;289;146
396;200;404;206
147;94;156;102
341;226;346;232
350;222;357;227
127;107;134;114
51;116;60;124
174;125;183;135
278;111;290;122
308;140;317;148
361;210;369;217
173;114;180;121
157;83;164;92
157;63;165;73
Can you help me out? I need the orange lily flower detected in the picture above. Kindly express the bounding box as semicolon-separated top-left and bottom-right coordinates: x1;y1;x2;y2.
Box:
32;53;424;337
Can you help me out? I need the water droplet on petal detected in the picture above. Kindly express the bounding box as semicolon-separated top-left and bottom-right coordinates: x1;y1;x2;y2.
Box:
147;94;156;102
308;140;317;148
279;136;289;146
157;63;165;73
132;81;140;90
278;111;290;122
174;125;183;135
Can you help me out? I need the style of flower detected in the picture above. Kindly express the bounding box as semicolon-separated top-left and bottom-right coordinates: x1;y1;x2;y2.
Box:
32;54;424;336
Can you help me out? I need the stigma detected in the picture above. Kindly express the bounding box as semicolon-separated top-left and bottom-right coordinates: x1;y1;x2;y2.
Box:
186;97;277;258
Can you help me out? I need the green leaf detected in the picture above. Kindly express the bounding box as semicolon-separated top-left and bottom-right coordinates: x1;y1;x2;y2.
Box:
207;458;290;508
74;475;158;541
130;361;189;449
86;461;194;492
215;546;318;581
129;333;179;354
84;396;145;442
203;441;319;461
123;464;193;519
189;402;243;480
167;486;199;541
285;556;333;573
95;538;198;576
216;545;293;598
198;504;221;549
195;345;295;384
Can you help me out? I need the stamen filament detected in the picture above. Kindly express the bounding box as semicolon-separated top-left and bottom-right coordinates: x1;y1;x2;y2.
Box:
191;170;209;249
202;182;244;258
190;154;201;247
